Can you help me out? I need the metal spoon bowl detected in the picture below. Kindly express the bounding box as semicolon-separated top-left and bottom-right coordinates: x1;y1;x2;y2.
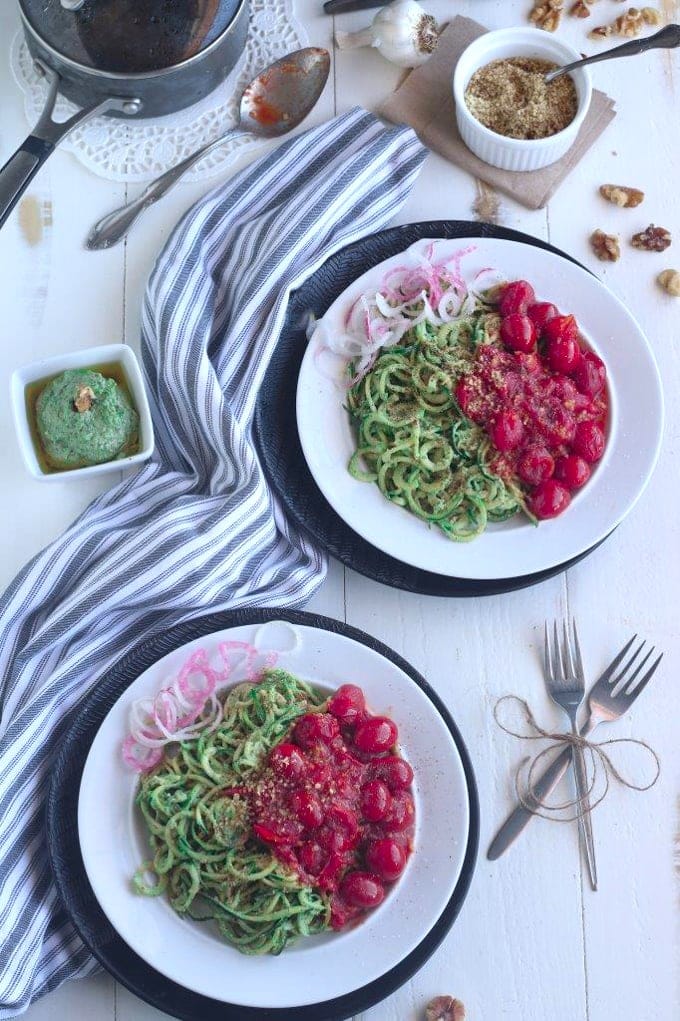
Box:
545;23;680;83
87;47;330;250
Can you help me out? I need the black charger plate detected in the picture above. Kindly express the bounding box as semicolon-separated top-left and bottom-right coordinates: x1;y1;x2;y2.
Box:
46;607;479;1021
254;220;610;597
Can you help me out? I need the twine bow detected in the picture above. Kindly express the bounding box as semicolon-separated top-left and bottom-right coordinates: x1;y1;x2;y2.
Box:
494;695;660;821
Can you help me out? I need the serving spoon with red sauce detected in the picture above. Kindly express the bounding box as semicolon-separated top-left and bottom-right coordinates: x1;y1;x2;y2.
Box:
87;47;330;250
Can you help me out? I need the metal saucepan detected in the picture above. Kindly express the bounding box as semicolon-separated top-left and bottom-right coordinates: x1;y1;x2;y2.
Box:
0;0;250;230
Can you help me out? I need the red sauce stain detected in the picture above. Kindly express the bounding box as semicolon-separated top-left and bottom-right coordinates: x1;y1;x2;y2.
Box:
250;94;282;126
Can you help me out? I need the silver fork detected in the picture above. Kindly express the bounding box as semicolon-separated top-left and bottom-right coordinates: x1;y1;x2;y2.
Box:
487;633;663;861
544;620;597;890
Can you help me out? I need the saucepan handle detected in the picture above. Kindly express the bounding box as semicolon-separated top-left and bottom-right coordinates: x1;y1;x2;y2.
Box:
0;62;141;231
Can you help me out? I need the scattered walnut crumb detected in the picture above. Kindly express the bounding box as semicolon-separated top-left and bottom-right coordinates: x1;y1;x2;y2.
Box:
590;229;621;261
529;0;564;32
657;269;680;295
632;224;672;251
590;6;661;39
426;997;466;1021
599;183;645;207
570;0;591;15
73;385;95;413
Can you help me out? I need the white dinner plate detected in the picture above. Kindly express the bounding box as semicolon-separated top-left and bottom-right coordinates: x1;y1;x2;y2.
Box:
297;237;664;580
78;620;472;1008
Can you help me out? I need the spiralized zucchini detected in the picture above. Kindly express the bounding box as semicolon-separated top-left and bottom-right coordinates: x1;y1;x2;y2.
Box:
134;670;330;955
346;304;526;542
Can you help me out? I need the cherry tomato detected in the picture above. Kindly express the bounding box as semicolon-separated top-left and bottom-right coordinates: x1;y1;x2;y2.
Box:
515;351;540;374
293;712;339;749
340;871;386;909
290;790;324;829
527;301;558;334
545;334;582;374
517;445;554;486
382;791;415;832
327;684;366;725
573;351;607;399
572;420;605;463
500;313;537;354
360;780;392;822
269;742;307;781
490;409;525;453
498;280;536;316
370;756;414;791
354;716;398;754
527;479;571;520
455;377;484;423
365;838;408;881
298;841;328;876
319;805;359;852
554;454;591;490
253;820;301;846
543;313;579;346
537;399;576;446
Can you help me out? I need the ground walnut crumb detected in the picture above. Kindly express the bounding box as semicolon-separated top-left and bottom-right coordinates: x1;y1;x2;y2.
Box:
425;997;466;1021
600;183;645;207
657;269;680;295
632;224;672;251
465;57;578;140
590;229;621;261
529;0;564;31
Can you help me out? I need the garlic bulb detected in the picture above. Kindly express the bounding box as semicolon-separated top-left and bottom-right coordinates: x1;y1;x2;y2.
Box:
335;0;439;69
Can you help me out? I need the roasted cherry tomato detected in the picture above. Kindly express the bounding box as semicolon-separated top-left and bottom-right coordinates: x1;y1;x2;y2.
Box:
360;780;392;822
498;280;536;316
545;334;582;374
543;313;579;346
365;838;408;881
527;479;571;519
340;871;385;908
554;454;591;490
517;444;555;486
573;351;607;399
293;713;339;749
354;716;398;754
327;684;366;725
269;742;307;781
527;301;558;334
490;409;525;452
500;313;537;354
572;420;605;463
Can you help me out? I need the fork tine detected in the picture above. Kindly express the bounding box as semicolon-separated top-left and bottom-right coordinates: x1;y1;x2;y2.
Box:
572;619;586;681
563;619;577;680
553;620;564;683
544;621;553;683
611;639;646;687
597;633;638;685
620;652;663;702
613;645;654;694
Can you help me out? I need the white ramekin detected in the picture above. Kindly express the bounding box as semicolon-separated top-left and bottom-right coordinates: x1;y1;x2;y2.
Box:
11;343;155;482
453;27;592;172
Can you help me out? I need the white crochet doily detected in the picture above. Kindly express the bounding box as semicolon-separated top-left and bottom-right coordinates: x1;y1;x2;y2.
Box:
10;0;307;183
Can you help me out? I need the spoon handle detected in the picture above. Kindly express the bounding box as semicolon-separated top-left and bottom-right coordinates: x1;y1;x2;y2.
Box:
546;24;680;82
86;126;241;250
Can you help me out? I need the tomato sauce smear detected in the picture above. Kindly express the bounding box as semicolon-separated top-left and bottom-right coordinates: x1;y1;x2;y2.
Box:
250;684;414;930
456;280;609;520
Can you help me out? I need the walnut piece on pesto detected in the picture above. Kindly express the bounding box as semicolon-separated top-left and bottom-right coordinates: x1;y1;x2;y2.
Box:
35;368;139;470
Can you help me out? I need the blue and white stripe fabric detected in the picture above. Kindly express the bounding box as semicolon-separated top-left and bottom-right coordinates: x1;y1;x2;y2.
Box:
0;108;426;1016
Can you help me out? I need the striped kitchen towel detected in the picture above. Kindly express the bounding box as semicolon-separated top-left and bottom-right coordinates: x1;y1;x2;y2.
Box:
0;107;427;1017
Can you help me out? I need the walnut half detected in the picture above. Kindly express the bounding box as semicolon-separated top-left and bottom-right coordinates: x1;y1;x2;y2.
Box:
657;269;680;296
529;0;564;31
631;224;672;251
590;229;621;262
570;0;591;16
426;997;466;1021
599;183;645;208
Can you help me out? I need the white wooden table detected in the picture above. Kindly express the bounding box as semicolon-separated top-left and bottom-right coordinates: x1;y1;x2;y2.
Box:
2;2;678;1019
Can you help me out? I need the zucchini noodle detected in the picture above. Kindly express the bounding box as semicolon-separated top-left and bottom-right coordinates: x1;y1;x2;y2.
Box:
134;669;331;955
346;302;526;542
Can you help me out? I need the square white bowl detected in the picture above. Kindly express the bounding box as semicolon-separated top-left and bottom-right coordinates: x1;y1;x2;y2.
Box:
10;343;155;482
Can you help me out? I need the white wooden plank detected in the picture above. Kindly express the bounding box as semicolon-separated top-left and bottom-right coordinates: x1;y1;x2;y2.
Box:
20;972;114;1021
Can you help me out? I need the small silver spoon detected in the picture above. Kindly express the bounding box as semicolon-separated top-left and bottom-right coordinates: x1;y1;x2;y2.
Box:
545;23;680;83
87;47;330;250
